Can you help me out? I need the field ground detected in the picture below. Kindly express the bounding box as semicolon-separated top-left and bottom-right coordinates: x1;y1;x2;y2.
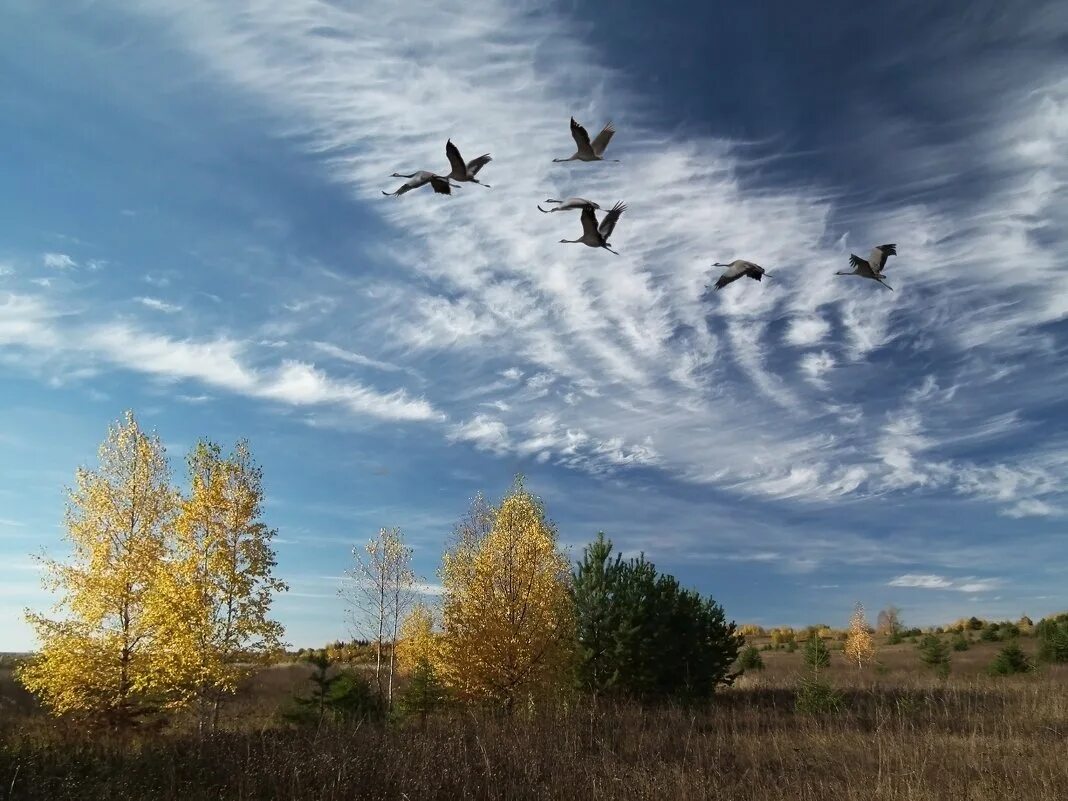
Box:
1;639;1066;800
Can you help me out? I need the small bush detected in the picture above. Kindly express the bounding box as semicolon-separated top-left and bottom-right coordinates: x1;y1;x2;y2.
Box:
785;641;797;653
987;643;1033;676
951;633;970;652
980;625;1001;643
918;635;950;676
737;646;765;672
794;676;843;715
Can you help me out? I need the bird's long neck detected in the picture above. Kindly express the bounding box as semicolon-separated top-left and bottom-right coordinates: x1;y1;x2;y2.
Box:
394;172;416;178
835;270;852;275
713;263;728;267
552;156;575;163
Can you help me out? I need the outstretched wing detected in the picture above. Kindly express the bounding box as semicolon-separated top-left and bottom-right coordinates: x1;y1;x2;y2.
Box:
445;140;466;178
598;201;627;240
579;205;600;239
429;175;453;195
570;117;594;158
870;243;896;273
744;265;764;281
849;254;868;271
714;270;741;290
591;122;615;156
465;154;492;176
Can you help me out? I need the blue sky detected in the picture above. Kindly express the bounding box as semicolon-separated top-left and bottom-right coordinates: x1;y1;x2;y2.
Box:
1;1;1066;650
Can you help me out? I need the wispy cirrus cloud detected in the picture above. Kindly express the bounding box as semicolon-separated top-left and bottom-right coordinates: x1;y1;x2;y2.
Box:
0;0;1051;533
1;291;441;423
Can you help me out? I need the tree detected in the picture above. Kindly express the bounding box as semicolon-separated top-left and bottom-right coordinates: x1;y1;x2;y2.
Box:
877;606;902;638
803;634;831;671
737;646;764;672
571;532;627;696
438;479;575;711
988;642;1033;676
342;527;416;706
150;440;287;731
396;657;448;727
395;602;438;674
951;632;970;652
1035;613;1068;663
843;603;875;670
19;412;177;725
918;635;950;677
571;534;741;702
284;652;378;728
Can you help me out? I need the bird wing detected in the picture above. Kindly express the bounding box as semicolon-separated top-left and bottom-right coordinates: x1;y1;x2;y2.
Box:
598;201;627;239
871;243;896;273
744;264;764;281
429;175;452;195
591;122;615;156
579;205;600;239
465;154;492;176
714;271;741;290
570;117;595;157
563;197;599;210
849;254;868;271
445;141;467;178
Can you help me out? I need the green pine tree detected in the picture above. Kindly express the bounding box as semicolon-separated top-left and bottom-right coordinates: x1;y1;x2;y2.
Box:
396;657;447;727
803;636;831;670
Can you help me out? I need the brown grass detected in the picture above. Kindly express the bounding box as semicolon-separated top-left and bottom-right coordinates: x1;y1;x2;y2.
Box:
2;647;1067;801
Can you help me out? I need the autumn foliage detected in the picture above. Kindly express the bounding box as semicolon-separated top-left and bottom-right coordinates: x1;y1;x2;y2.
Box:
19;413;286;727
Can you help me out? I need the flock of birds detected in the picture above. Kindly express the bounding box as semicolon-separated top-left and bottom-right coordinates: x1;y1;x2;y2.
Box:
383;117;899;292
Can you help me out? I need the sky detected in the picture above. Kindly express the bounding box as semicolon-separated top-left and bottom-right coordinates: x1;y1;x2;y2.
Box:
1;1;1066;650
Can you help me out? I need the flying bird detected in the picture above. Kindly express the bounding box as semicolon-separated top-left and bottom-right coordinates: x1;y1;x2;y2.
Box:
553;117;618;163
709;260;772;291
836;243;896;291
559;201;627;254
445;140;492;187
537;197;602;213
382;171;455;197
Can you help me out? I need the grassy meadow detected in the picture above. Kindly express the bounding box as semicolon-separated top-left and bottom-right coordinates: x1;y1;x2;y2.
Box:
2;636;1066;801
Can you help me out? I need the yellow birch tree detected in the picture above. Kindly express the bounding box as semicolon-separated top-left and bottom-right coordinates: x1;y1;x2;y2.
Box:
395;602;438;673
150;440;287;730
19;411;177;724
438;479;574;711
844;602;876;670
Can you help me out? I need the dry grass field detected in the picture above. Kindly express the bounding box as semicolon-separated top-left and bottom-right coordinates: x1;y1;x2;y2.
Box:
1;637;1066;801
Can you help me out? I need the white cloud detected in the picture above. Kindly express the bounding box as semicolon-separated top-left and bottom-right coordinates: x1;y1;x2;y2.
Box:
311;341;402;373
889;574;954;589
42;252;76;270
785;316;831;347
798;351;835;389
1;292;443;423
46;1;1068;511
889;573;1002;593
1001;498;1056;518
136;296;182;313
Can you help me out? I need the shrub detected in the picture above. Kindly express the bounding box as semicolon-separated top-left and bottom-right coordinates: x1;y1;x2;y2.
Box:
951;633;970;652
737;646;764;672
283;653;380;726
918;635;950;676
785;641;798;653
980;625;1001;643
1035;614;1068;664
794;676;843;715
987;643;1033;676
396;657;448;725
